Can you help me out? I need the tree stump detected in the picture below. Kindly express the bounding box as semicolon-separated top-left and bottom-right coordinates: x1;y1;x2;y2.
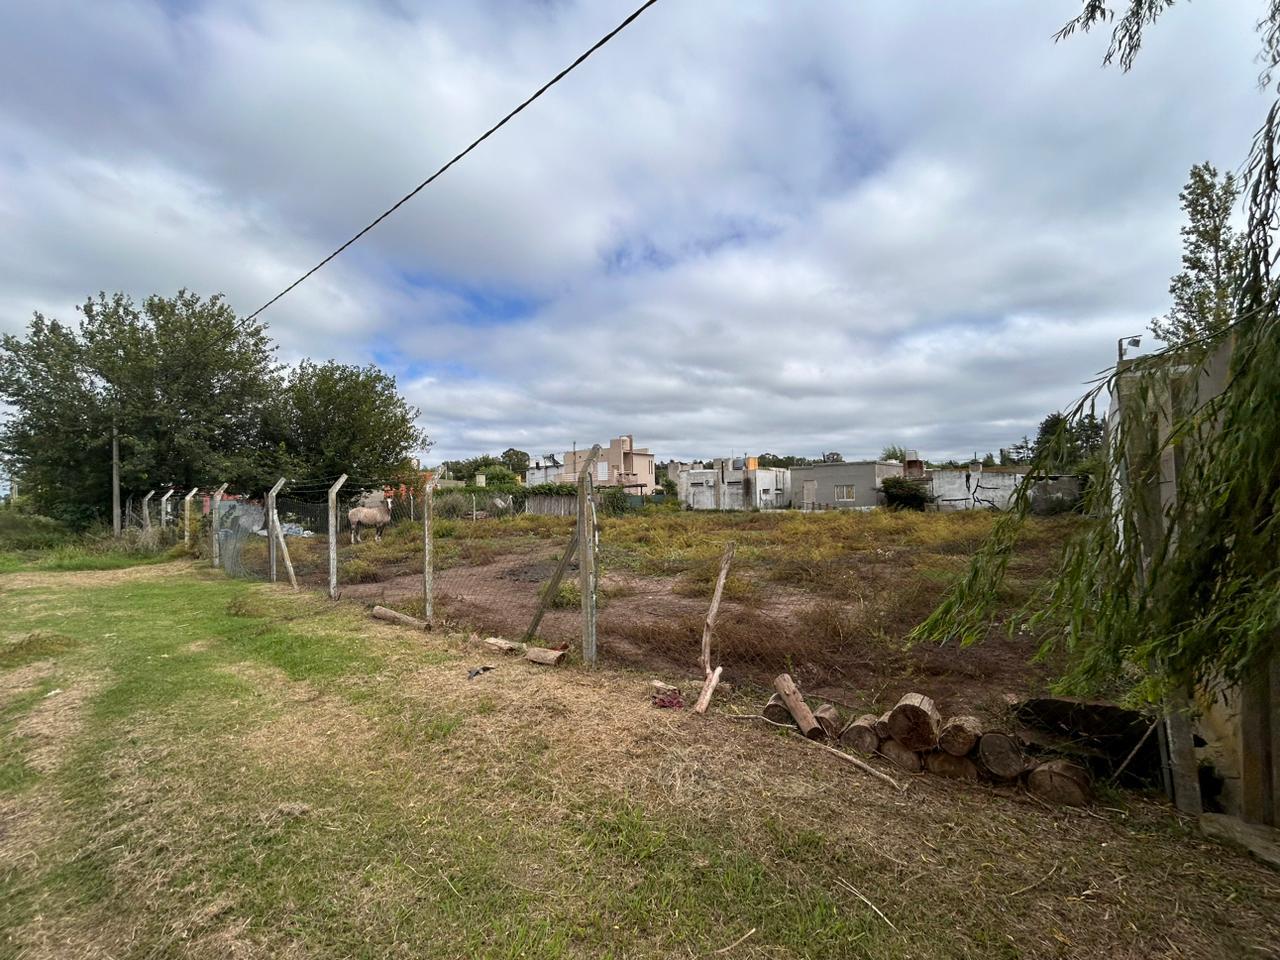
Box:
1028;759;1093;806
762;693;793;726
938;716;983;757
813;703;841;740
977;732;1026;780
925;751;980;780
887;693;942;751
874;711;893;739
841;714;881;755
772;674;822;739
880;738;923;773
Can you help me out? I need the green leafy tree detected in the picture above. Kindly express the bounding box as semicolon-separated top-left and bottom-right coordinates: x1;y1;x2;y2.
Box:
280;360;429;481
0;290;279;525
881;444;909;461
1150;162;1243;351
981;452;996;467
499;447;530;477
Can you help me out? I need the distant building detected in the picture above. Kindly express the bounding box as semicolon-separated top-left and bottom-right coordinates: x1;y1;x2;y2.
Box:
675;457;791;510
525;435;657;494
789;461;903;510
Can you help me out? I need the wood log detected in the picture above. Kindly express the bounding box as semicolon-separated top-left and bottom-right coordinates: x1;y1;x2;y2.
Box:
925;751;980;780
887;693;942;751
1027;759;1092;806
840;714;881;755
938;715;983;757
772;674;822;739
693;666;723;715
762;693;794;726
874;711;893;739
977;732;1026;780
879;738;923;773
524;646;567;666
650;680;680;697
371;605;427;630
813;703;841;740
483;637;524;655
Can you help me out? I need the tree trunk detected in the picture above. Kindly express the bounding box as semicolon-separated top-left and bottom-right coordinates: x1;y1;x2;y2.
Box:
880;738;923;773
772;674;822;739
813;703;841;740
925;751;980;780
525;646;567;666
977;732;1026;780
888;693;942;751
938;716;983;757
762;693;794;726
841;714;881;755
1028;759;1092;806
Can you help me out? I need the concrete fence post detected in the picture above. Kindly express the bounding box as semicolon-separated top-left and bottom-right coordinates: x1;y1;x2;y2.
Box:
327;474;347;599
267;477;286;582
141;490;156;534
211;483;229;567
422;475;434;628
159;488;174;529
183;488;199;544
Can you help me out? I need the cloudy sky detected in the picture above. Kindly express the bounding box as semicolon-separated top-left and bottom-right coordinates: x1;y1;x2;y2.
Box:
0;0;1267;464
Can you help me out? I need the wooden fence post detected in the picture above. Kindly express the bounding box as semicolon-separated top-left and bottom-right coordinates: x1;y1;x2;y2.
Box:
211;483;229;567
422;474;434;628
579;473;598;667
141;490;155;534
327;474;347;600
183;488;199;545
266;477;285;582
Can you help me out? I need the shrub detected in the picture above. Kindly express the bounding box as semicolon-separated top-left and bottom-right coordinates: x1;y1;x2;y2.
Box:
599;486;630;517
0;509;73;550
881;476;935;511
342;558;380;583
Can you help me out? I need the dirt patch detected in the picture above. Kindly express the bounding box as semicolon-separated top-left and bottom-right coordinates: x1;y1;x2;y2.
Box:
13;676;102;773
0;560;199;593
0;659;56;706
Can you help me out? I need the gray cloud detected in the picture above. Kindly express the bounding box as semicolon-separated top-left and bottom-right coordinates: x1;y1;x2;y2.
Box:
0;0;1266;464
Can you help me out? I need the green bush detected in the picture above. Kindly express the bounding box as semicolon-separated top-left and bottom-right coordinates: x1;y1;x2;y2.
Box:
342;559;381;583
880;476;935;511
599;486;630;517
0;508;73;550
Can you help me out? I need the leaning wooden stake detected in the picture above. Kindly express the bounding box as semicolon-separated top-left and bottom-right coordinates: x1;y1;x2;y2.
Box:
700;542;735;677
693;666;723;715
773;673;822;739
524;529;579;642
272;512;298;590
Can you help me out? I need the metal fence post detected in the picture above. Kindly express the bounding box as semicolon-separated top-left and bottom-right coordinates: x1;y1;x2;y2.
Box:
211;483;229;567
267;477;285;582
327;474;347;599
159;488;174;529
141;490;155;534
183;487;199;545
423;475;434;628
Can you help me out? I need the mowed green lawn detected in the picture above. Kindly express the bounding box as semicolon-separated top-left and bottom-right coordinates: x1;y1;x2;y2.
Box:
1;562;1276;959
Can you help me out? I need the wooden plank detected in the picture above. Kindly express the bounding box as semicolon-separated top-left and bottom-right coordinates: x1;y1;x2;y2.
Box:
327;474;347;600
693;666;723;715
523;529;578;642
700;542;735;677
525;646;567;666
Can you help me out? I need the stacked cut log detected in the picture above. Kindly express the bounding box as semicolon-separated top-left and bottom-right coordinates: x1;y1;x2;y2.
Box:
759;682;1093;805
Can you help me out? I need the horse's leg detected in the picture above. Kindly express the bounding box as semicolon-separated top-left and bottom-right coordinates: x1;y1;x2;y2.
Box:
351;521;360;544
375;523;383;543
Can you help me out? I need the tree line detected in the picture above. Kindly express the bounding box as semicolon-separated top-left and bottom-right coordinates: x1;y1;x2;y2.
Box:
0;290;428;526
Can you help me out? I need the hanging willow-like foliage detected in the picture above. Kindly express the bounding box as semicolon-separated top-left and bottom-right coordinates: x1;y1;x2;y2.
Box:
911;3;1280;701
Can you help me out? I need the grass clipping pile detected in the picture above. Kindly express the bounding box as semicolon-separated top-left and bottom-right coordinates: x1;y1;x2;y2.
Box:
736;680;1093;807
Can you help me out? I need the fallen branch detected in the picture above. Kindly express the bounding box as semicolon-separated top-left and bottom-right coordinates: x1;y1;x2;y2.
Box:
713;927;756;954
1110;717;1161;784
727;713;904;791
693;665;723;715
1008;863;1058;897
835;877;899;933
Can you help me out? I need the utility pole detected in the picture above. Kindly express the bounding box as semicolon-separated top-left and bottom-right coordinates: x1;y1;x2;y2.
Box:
112;421;121;537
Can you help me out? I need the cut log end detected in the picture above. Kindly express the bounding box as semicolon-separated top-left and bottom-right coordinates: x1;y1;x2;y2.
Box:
879;738;923;773
874;711;893;740
888;692;942;752
1028;759;1093;806
841;714;881;755
977;732;1026;780
925;751;980;780
813;703;841;740
938;715;983;757
762;693;794;726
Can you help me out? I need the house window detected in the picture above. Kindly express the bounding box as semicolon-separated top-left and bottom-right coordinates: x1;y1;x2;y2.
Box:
834;484;856;501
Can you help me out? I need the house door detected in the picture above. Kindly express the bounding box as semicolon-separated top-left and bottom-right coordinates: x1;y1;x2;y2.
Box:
803;480;817;510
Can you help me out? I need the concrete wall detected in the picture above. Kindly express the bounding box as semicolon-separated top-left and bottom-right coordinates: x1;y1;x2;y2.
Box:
789;461;901;510
675;461;792;510
930;469;1082;513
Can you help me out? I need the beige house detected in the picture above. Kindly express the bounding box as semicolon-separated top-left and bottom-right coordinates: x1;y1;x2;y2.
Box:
527;435;658;494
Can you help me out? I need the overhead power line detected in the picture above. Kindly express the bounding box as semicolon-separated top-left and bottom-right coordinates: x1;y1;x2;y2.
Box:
244;0;662;323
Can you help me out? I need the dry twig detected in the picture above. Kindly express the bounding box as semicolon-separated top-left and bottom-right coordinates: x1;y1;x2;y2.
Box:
727;713;904;792
713;927;757;954
835;877;899;933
